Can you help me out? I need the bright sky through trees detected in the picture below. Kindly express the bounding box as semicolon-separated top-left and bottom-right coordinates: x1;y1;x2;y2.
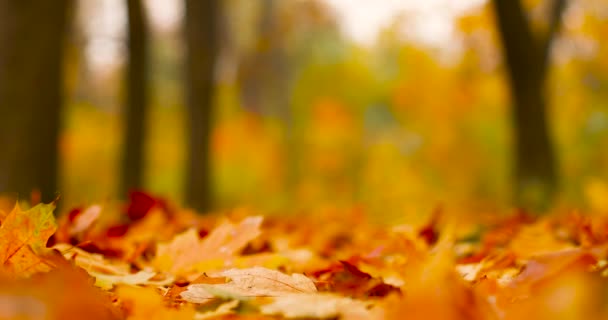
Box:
81;0;487;71
324;0;486;45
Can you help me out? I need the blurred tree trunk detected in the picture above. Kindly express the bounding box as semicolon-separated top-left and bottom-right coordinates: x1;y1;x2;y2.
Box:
492;0;566;210
0;0;71;203
238;0;296;202
184;0;218;212
120;0;149;197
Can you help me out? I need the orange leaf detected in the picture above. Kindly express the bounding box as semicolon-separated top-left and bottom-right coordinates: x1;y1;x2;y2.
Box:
0;202;57;277
155;216;263;275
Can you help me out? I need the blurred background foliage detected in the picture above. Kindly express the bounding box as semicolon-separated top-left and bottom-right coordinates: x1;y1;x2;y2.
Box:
3;0;608;223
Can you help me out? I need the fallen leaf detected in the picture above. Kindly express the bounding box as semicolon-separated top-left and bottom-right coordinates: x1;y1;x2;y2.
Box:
70;204;102;235
155;216;263;275
126;190;157;221
55;243;132;275
55;243;172;290
0;202;57;276
180;267;317;303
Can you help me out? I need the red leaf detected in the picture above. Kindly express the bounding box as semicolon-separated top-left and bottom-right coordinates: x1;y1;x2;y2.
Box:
126;191;156;221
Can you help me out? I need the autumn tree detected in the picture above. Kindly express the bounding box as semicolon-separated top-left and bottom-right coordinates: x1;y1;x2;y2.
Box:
492;0;567;209
184;0;219;212
0;1;71;202
120;0;150;197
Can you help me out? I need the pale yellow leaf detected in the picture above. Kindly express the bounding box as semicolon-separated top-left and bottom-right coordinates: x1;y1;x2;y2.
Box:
70;204;101;234
180;267;317;303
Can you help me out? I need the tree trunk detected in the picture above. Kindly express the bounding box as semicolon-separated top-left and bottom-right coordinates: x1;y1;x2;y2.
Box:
238;0;297;203
184;0;218;212
492;0;566;210
0;0;71;203
120;0;149;197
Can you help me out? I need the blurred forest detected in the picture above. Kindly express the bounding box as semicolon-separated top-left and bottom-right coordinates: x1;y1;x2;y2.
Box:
1;0;608;222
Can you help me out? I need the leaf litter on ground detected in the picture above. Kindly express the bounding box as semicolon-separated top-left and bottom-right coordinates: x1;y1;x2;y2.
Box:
2;194;608;319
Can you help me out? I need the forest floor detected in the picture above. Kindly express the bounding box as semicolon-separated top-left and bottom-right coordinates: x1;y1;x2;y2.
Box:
1;192;608;319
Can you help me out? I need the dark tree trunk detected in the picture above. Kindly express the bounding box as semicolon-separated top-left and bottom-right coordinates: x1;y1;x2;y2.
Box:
492;0;566;210
0;0;71;203
120;0;149;197
184;0;218;212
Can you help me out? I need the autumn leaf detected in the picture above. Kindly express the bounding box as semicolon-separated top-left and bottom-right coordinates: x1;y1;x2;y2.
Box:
154;216;263;275
4;196;608;319
55;243;173;290
0;202;57;277
125;190;158;221
69;204;102;235
180;267;317;303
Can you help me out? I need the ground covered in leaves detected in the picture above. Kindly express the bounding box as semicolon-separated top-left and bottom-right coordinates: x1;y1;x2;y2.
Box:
2;192;608;319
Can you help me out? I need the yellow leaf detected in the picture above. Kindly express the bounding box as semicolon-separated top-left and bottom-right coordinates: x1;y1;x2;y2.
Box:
0;202;57;277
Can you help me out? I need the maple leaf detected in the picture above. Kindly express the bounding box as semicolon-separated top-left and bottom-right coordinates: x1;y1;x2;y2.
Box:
154;216;263;275
180;267;317;303
0;202;57;277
